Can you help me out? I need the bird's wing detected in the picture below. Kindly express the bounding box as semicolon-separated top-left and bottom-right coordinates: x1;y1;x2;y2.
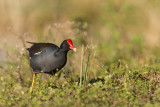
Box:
27;42;59;57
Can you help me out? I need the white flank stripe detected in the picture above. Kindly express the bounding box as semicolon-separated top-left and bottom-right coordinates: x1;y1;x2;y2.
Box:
34;51;42;55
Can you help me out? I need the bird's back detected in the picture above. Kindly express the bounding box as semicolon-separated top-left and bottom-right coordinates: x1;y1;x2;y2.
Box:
27;42;58;57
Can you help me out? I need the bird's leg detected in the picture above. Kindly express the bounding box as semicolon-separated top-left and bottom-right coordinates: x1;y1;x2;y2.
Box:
30;73;36;93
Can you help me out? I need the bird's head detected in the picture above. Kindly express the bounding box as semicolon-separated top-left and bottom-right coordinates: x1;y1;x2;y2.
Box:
60;39;76;52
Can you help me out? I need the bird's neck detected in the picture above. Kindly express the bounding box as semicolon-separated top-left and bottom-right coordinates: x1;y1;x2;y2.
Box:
56;48;68;56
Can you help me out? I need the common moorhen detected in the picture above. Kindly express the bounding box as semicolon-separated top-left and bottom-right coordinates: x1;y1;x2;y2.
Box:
27;39;76;92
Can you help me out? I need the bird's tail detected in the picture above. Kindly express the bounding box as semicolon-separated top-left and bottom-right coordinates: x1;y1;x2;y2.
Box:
26;41;37;51
26;41;36;44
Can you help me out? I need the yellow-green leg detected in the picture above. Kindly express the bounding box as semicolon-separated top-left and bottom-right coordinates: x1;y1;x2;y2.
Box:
30;73;36;93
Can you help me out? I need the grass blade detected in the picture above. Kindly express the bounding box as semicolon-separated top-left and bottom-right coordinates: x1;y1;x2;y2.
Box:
80;46;84;86
84;51;91;86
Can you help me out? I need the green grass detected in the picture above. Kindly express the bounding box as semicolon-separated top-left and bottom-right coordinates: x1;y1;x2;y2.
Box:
0;59;160;106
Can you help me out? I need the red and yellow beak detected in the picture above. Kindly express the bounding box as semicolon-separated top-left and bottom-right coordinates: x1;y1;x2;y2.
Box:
67;39;76;52
70;46;76;52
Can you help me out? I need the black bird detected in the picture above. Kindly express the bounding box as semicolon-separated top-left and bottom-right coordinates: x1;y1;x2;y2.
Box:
27;39;76;92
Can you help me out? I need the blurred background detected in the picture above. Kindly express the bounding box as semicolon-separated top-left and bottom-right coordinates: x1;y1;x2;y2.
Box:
0;0;160;106
0;0;160;81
